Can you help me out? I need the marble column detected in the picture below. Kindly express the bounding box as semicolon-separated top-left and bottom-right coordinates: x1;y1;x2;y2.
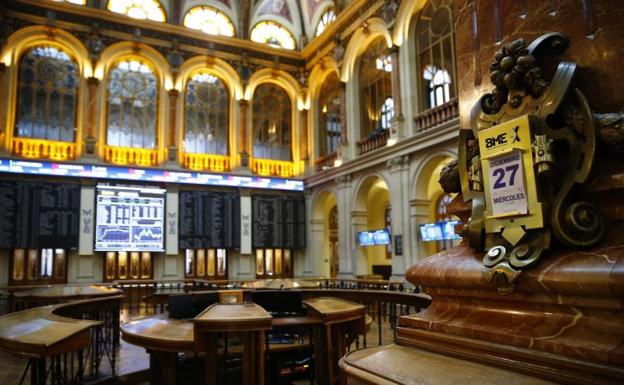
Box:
350;210;368;276
238;99;249;168
167;89;179;162
387;155;411;278
84;76;99;156
335;174;353;277
309;218;326;277
389;47;405;141
0;63;6;152
409;198;431;266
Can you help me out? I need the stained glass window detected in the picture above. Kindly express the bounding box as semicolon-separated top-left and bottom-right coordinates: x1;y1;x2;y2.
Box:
252;83;292;161
16;46;79;142
318;72;342;157
184;72;229;155
315;9;336;36
358;37;392;138
107;0;166;22
415;0;456;110
250;21;296;50
106;59;158;149
183;6;235;37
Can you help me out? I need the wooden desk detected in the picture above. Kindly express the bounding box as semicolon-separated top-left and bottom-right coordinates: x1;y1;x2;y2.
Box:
195;303;272;385
304;297;366;385
0;296;121;384
120;297;366;385
10;285;123;312
340;344;556;385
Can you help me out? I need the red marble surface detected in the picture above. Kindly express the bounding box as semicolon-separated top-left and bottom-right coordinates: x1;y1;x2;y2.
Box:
454;0;624;129
403;223;624;367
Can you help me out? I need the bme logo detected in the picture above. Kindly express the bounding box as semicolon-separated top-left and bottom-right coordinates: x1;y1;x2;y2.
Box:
485;133;507;148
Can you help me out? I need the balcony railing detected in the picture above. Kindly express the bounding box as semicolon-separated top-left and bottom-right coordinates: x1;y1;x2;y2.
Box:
104;145;158;166
12;138;77;160
357;129;390;155
414;97;459;132
251;158;295;177
183;153;230;172
315;152;338;171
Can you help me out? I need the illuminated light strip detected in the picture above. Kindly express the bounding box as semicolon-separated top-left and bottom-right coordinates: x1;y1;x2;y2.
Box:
0;158;304;191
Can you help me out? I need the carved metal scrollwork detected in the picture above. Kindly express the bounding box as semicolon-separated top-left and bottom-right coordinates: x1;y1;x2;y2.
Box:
450;32;611;294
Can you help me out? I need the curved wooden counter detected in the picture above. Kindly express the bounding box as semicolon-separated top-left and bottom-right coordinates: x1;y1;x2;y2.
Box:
121;297;366;385
13;285;122;300
0;295;123;384
122;316;194;353
340;344;555;385
0;302;100;357
194;303;272;332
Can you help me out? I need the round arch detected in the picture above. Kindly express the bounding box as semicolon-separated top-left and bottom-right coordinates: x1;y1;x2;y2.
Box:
245;68;303;108
1;26;91;155
95;42;171;163
392;0;429;46
246;69;303;168
175;56;243;166
308;57;340;106
175;55;243;99
307;58;341;161
411;149;457;201
351;172;391;213
181;0;238;31
341;17;392;83
308;1;336;39
94;41;172;88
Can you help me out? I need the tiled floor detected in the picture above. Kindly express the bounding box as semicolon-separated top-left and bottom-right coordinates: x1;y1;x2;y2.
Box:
0;312;396;385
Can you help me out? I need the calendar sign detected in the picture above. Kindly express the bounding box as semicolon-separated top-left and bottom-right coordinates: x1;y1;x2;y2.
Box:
487;151;528;216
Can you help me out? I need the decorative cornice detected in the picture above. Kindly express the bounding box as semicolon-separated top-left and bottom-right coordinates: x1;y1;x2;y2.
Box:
307;119;460;189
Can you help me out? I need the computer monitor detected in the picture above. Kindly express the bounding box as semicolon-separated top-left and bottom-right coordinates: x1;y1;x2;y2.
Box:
251;290;304;316
168;294;194;320
192;292;219;316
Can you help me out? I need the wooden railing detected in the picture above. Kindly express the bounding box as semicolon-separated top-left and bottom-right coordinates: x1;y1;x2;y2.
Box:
251;158;295;177
315;152;338;171
104;145;158;166
182;152;230;172
12;137;77;160
357;129;390;155
414;97;459;132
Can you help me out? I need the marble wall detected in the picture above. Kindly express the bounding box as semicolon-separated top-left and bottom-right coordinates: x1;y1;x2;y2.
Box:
454;0;624;128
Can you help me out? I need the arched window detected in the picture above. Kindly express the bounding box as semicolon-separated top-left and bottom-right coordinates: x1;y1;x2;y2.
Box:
107;0;166;22
315;9;336;36
184;72;229;155
380;97;394;130
252;83;291;161
358;37;392;138
415;0;456;110
106;59;159;149
318;73;342;157
250;21;296;50
15;46;80;142
183;6;235;37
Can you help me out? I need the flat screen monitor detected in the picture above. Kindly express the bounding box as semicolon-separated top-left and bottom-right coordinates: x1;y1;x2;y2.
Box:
372;229;390;245
251;290;304;316
357;231;375;246
358;229;390;246
95;185;165;252
419;220;462;242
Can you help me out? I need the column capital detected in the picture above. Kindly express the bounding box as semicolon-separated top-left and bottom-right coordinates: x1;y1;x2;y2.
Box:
387;154;410;172
335;174;352;188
